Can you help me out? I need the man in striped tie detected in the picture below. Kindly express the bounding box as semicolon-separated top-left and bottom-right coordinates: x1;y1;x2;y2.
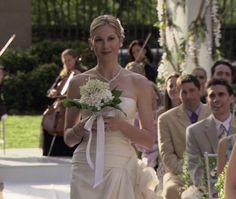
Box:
185;78;236;193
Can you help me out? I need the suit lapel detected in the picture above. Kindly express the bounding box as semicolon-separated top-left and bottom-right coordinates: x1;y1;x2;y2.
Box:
176;104;191;127
176;103;210;126
198;103;211;120
204;115;218;153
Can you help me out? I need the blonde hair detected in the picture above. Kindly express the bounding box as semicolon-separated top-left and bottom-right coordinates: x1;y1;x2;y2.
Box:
89;15;125;41
61;49;78;60
60;49;78;77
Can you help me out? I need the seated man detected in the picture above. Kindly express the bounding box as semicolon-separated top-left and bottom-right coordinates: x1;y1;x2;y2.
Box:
158;74;211;199
186;79;236;190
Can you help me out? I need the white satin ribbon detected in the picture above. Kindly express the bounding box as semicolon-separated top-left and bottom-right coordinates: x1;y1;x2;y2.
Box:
84;113;105;188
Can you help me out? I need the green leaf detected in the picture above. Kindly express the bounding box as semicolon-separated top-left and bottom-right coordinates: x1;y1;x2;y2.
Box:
63;99;82;108
112;88;122;98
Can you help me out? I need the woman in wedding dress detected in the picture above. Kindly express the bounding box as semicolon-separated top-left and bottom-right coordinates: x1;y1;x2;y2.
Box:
64;15;160;199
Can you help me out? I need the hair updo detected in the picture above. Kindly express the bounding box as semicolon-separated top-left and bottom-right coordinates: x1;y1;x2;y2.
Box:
89;15;125;41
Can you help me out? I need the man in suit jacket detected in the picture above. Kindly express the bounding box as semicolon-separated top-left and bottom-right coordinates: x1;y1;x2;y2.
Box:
186;78;236;187
158;74;211;199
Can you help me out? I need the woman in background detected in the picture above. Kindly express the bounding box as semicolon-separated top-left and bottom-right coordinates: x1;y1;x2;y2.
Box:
163;72;181;111
126;40;157;83
42;49;83;156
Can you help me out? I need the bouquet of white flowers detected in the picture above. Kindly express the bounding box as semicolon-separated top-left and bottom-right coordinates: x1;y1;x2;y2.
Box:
64;79;124;114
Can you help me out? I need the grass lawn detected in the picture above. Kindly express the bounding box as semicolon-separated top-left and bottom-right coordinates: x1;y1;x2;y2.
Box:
2;115;42;149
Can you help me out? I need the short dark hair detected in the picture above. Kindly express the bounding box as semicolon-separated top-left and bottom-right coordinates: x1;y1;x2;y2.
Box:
211;60;233;77
177;74;201;90
206;78;234;96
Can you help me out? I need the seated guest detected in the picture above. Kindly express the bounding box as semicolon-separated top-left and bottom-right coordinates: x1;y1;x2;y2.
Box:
211;60;234;84
186;79;236;191
158;74;211;199
162;72;181;111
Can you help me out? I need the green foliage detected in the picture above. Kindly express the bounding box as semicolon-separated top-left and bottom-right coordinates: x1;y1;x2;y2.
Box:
180;153;217;198
32;0;157;27
3;63;59;114
215;164;228;199
0;50;38;74
29;40;89;65
0;40;93;114
180;153;192;192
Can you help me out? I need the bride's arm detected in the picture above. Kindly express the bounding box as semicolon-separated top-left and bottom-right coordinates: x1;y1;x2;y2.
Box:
225;144;236;199
64;76;87;147
104;75;155;149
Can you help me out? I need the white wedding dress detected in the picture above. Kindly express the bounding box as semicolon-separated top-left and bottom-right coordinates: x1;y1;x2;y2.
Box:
70;97;160;199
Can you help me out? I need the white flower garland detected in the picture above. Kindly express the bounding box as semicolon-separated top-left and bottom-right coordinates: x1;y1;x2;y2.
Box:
156;0;222;78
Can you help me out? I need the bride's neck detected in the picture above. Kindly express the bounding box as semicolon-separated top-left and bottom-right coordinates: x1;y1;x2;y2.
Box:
95;63;122;81
96;61;120;74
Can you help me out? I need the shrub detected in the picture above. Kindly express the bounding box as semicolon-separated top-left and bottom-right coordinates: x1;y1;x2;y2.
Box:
0;40;97;114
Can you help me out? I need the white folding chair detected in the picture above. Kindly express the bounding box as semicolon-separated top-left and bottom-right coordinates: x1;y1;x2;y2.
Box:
0;114;7;155
204;152;218;199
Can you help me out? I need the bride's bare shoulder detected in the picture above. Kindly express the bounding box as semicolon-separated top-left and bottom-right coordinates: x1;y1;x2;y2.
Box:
122;68;149;84
71;68;96;85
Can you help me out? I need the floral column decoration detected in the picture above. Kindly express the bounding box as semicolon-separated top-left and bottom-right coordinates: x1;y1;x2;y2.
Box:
156;0;222;79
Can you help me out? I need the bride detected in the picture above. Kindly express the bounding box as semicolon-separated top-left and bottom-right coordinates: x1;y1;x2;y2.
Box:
63;14;160;199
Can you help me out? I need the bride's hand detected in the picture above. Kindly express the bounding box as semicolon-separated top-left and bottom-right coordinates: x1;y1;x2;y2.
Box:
103;116;125;131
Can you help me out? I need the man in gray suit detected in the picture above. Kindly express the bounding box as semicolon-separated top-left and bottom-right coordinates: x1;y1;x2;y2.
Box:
158;74;211;199
186;78;236;187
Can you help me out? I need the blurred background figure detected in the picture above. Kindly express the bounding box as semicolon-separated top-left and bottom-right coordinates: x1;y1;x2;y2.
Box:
163;72;181;111
192;67;207;103
125;39;157;83
155;72;181;193
211;60;234;84
42;48;84;156
0;65;7;120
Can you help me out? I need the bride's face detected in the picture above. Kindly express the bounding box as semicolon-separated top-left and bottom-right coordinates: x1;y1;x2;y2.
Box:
90;24;121;62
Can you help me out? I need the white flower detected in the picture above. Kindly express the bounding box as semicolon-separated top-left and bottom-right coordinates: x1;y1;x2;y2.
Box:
80;79;114;111
211;0;221;48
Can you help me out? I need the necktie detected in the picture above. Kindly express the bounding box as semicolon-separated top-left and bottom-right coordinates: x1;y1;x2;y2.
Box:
190;112;198;123
219;124;227;139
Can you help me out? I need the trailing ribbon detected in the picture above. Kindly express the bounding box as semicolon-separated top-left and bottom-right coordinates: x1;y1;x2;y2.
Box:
84;113;105;188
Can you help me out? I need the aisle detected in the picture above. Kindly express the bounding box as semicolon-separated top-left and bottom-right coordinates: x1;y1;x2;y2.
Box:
0;148;71;199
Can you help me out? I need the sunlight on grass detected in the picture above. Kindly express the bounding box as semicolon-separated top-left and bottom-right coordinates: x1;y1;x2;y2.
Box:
3;115;42;148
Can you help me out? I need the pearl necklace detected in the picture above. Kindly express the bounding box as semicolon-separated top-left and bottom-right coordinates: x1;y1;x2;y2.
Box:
95;66;122;84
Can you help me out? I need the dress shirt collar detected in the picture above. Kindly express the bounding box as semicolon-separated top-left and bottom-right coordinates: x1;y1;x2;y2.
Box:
212;113;232;132
185;104;201;118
